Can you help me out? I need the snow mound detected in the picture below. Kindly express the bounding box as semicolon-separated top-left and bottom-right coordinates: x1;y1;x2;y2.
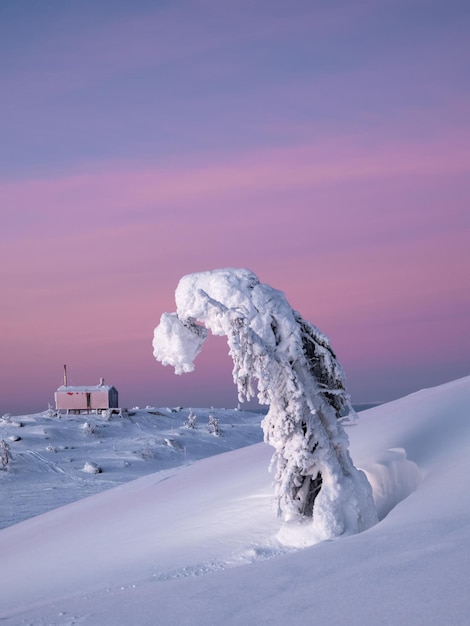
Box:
363;447;422;519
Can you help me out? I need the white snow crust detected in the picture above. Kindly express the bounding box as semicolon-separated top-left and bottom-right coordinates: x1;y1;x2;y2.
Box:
0;376;469;625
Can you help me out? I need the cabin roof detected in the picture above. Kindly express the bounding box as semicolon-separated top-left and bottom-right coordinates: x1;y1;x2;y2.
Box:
57;384;116;393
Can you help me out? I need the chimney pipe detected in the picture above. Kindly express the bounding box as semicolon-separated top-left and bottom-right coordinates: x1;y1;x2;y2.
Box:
63;364;68;387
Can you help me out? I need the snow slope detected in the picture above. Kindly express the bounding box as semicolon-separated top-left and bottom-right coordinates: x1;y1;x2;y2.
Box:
0;407;264;529
1;376;469;625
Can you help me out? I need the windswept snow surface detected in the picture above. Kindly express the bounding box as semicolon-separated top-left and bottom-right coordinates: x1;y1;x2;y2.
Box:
0;407;264;529
1;376;469;625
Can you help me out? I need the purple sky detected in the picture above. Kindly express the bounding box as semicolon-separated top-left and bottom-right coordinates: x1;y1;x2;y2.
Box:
1;0;469;415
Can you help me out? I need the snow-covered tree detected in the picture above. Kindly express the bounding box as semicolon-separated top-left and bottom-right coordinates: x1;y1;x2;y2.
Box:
185;409;197;429
152;269;377;539
208;413;220;436
1;439;11;471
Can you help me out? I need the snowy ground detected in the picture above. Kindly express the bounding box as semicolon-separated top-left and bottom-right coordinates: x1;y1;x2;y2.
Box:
0;406;264;529
1;376;469;625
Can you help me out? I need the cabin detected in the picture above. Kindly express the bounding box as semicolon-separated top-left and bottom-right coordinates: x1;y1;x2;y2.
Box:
55;373;119;414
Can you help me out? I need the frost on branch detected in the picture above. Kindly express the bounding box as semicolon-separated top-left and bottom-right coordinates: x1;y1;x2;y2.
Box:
152;268;377;539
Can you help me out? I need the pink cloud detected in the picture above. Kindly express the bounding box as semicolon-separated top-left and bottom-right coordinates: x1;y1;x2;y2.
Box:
1;132;468;413
2;132;468;231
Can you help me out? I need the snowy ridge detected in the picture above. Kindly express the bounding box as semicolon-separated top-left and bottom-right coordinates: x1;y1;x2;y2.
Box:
0;376;469;625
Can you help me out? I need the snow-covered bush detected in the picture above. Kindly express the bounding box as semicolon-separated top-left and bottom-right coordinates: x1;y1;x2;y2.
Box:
82;422;98;436
2;416;23;428
208;414;220;437
1;439;12;471
152;268;378;539
185;410;197;429
141;445;157;459
83;461;102;474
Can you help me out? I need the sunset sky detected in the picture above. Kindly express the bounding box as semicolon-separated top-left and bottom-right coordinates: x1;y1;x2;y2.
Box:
1;0;469;415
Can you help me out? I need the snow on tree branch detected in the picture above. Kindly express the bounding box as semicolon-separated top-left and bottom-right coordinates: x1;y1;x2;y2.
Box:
152;268;377;539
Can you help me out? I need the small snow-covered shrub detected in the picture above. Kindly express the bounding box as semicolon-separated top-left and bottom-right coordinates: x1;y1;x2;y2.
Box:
82;422;98;435
0;413;22;427
185;410;197;429
141;447;154;460
1;439;12;470
83;461;102;474
208;414;220;437
141;444;158;459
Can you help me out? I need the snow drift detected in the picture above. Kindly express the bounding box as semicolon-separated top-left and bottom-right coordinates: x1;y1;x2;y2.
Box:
0;376;468;625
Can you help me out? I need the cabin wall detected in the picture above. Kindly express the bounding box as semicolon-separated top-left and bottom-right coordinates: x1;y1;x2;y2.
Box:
89;390;110;409
55;389;118;410
56;391;88;410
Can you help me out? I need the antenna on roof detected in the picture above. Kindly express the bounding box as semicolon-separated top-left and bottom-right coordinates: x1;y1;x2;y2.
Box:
63;364;68;387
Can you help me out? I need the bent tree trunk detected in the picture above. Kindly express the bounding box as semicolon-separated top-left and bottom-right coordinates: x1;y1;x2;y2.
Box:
152;268;377;539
